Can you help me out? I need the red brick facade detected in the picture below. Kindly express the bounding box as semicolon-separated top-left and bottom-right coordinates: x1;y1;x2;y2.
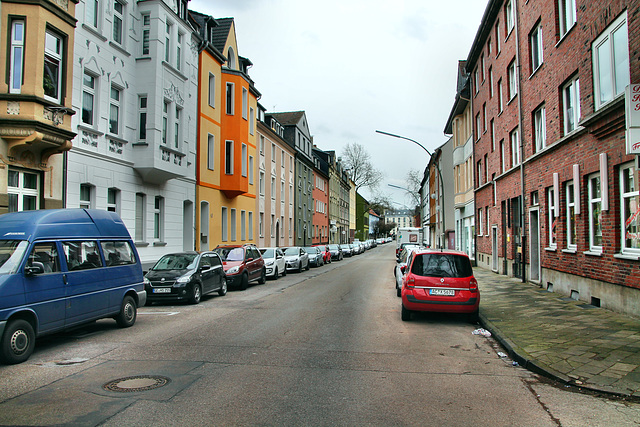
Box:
466;0;640;316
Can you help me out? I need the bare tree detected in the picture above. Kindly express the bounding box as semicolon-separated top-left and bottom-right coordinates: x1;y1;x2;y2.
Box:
341;142;383;192
405;169;423;207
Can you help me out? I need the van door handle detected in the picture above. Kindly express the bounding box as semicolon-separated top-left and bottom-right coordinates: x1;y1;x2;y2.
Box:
63;274;68;285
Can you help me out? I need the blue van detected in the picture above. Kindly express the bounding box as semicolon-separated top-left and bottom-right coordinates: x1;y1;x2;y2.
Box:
0;209;146;364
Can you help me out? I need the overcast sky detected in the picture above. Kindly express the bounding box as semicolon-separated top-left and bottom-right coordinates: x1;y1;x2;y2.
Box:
190;0;488;206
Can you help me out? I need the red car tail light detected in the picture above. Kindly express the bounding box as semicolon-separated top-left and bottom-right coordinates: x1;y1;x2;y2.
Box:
405;274;415;289
469;277;478;293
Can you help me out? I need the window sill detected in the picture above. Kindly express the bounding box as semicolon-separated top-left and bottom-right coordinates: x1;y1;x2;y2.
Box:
106;134;128;145
162;61;187;81
545;247;557;252
77;124;104;136
555;23;576;48
82;24;107;42
153;241;167;247
529;63;544;79
135;242;149;247
583;250;603;257
562;248;577;254
614;253;640;261
108;41;131;57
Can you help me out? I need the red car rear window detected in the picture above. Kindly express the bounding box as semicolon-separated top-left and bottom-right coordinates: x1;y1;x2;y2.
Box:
411;254;473;278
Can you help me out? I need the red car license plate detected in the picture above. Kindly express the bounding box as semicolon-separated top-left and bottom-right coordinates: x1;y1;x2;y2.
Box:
429;289;455;296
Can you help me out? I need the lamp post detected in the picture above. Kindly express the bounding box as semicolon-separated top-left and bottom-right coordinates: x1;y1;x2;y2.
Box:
376;130;446;249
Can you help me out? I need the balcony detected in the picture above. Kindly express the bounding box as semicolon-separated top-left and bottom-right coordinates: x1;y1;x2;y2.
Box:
133;143;189;184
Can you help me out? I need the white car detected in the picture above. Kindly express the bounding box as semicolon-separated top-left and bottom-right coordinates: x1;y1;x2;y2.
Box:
259;247;286;279
394;245;420;297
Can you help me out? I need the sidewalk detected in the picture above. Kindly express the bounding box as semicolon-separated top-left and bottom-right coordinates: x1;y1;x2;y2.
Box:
474;267;640;398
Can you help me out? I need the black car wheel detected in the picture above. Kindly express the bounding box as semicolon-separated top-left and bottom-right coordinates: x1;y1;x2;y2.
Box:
258;268;266;284
273;267;279;280
0;319;35;365
240;273;249;290
218;278;227;296
401;305;412;321
305;260;310;271
190;284;202;304
115;295;137;327
282;267;287;277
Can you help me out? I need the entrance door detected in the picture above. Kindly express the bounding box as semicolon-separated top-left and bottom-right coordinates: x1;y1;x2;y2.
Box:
492;226;498;272
275;221;280;247
529;208;541;282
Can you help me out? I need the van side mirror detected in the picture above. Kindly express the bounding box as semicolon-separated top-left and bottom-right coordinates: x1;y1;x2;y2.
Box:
25;262;45;276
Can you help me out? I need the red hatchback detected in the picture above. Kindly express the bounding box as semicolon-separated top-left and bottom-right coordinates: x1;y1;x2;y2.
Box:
401;249;479;322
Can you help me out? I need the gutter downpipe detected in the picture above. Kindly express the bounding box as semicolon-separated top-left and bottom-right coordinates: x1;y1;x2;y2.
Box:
514;0;527;283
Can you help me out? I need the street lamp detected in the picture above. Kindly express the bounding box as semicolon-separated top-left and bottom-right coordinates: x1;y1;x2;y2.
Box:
376;130;446;248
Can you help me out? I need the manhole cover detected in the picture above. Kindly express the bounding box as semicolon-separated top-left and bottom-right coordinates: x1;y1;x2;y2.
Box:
103;375;170;393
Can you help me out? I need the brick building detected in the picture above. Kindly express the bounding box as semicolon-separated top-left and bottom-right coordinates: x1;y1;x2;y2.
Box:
467;0;639;316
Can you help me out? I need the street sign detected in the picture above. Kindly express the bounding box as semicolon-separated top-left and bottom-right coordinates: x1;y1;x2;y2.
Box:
626;84;640;154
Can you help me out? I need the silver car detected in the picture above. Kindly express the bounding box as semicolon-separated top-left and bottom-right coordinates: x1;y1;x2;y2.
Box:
283;247;309;272
304;247;324;267
394;245;420;297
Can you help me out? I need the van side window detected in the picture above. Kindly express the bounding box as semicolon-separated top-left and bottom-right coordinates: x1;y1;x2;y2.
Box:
28;243;60;273
100;241;136;266
63;241;103;270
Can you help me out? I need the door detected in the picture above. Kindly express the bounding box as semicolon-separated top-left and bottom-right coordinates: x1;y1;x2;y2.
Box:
529;208;541;282
492;226;498;272
198;254;215;293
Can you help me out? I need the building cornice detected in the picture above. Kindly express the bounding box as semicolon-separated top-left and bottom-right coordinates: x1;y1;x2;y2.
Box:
3;0;78;27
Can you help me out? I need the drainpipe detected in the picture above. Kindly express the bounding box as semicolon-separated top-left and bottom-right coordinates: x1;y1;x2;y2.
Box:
514;0;527;283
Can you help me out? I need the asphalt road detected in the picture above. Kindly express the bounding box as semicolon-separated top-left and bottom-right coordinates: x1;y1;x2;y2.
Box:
0;244;638;426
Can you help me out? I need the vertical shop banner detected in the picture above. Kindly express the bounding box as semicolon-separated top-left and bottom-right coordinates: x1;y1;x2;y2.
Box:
626;84;640;154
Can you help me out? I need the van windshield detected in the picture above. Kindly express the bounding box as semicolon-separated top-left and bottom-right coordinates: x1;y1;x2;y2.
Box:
0;240;29;275
152;254;197;271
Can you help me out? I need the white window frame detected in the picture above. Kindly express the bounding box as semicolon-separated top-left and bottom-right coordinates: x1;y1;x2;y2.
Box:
208;73;215;108
225;140;234;175
113;0;124;46
162;101;169;144
138;95;147;140
505;1;514;34
109;85;122;135
241;143;247;177
248;211;253;240
230;209;236;241
221;207;228;242
82;71;97;126
249;156;254;184
558;0;577;38
141;13;150;55
207;134;215;170
242;87;248;119
10;19;24;94
477;208;483;236
588;173;603;253
249;107;255;135
566;181;577;251
562;77;581;135
154;196;164;241
86;0;101;30
531;23;544;72
241;210;246;241
259;212;264;237
43;29;63;104
135;193;146;242
510;128;519;167
107;187;120;213
592;12;629;110
226;82;234;115
7;169;39;212
508;60;517;100
259;171;265;196
165;21;172;63
498;79;503;112
547;187;557;249
533;105;546;153
176;32;182;71
174;106;181;149
620;162;640;255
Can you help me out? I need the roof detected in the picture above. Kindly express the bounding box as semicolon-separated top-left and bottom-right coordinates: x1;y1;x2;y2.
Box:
269;111;306;126
444;60;471;134
465;0;503;71
210;17;233;53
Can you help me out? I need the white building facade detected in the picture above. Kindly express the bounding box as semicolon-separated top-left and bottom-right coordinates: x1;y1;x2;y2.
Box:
69;0;198;266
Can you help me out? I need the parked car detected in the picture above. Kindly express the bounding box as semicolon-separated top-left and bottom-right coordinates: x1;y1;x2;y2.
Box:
327;244;343;261
213;244;266;290
394;245;420;297
305;247;324;267
0;209;146;364
313;245;331;264
259;247;286;279
342;244;353;257
401;249;479;323
145;251;226;304
283;247;309;272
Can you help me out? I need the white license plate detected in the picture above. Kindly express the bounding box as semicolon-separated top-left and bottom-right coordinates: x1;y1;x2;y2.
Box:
429;289;455;296
153;288;171;293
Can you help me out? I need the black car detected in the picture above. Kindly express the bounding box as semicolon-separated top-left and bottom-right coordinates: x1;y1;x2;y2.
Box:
145;251;227;304
327;244;343;261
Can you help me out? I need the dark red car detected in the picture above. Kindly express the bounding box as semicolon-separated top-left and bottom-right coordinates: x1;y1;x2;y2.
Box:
401;249;479;322
313;245;331;264
213;244;266;290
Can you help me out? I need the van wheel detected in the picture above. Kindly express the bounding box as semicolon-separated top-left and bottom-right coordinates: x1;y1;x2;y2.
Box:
115;296;137;328
0;319;35;365
401;305;412;321
190;284;202;304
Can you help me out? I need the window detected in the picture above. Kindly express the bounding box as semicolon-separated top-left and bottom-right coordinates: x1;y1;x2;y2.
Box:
207;134;215;170
10;19;24;94
259;135;264;154
477;208;483;236
109;85;121;135
620;163;640;254
131;95;145;141
558;0;576;38
113;0;124;45
510;128;519;167
271;214;275;237
43;30;63;103
226;82;234;115
176;32;182;71
566;182;577;250
162;101;169;144
250;108;255;135
225;140;234;174
490;119;495;151
7;169;39;212
86;0;100;29
154;196;164;241
249;156;254;184
271;143;276;161
593;12;629;109
495;20;501;54
174;106;182;148
101;241;136;266
498;79;503;112
475;113;481;141
500;140;505;173
80;184;93;209
533;105;546;153
241;143;247;177
259;171;265;195
241;211;246;240
508;60;517;99
505;1;514;33
208;73;215;107
271;177;276;200
248;212;253;240
483;103;487;132
562;77;580;135
230;209;236;241
531;23;543;72
135;193;145;241
588;174;603;252
62;241;101;270
489;67;493;98
221;207;228;241
82;72;97;126
165;22;171;62
142;13;150;55
259;212;264;237
477;160;483;186
242;87;248;119
547;187;557;248
107;187;119;213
